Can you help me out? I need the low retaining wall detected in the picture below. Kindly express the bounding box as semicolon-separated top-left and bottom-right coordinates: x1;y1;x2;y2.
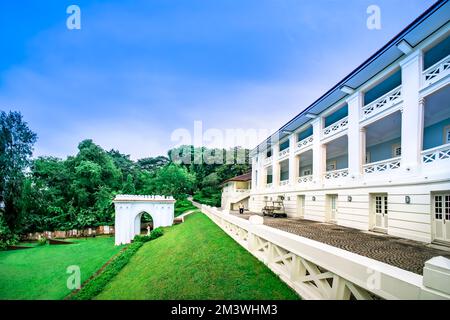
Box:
22;226;115;241
201;205;450;300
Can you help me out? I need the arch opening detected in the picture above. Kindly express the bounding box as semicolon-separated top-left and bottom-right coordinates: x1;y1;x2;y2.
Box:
134;211;155;236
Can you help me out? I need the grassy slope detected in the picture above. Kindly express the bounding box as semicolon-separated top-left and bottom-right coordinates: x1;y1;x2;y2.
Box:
0;236;123;300
96;212;299;300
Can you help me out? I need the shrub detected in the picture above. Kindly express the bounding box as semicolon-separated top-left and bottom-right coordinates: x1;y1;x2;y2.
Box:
37;238;47;246
71;240;144;300
0;217;18;251
133;235;151;243
150;227;164;240
174;199;197;217
193;190;221;207
70;227;165;300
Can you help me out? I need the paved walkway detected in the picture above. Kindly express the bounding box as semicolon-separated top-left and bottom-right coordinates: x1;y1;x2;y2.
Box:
231;211;450;275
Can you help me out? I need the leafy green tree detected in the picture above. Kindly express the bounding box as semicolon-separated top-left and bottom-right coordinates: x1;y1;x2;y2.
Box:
122;174;136;194
142;164;195;199
202;172;221;187
137;156;169;172
0;111;37;232
108;149;137;183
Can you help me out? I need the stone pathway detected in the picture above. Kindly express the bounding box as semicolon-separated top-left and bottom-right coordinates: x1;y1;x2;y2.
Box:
231;211;450;275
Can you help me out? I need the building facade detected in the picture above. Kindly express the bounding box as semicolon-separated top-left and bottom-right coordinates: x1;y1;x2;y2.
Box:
221;173;251;211
249;2;450;245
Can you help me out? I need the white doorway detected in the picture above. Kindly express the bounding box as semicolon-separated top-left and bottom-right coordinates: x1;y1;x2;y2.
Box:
327;194;338;223
372;194;388;232
432;193;450;244
296;195;305;219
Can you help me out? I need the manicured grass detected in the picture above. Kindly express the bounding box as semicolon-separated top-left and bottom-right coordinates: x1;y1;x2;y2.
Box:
0;236;123;300
96;212;299;300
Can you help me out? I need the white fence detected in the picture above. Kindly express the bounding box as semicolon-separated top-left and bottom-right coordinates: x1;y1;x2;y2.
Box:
201;205;450;300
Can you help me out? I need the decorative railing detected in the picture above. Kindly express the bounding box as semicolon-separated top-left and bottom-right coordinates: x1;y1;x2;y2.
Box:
201;205;449;300
229;190;251;202
296;136;313;151
324;168;349;180
264;156;273;165
279;148;290;159
266;183;273;188
422;143;450;164
361;86;402;121
298;175;313;184
363;157;401;174
322;117;348;139
423;54;450;87
280;180;289;186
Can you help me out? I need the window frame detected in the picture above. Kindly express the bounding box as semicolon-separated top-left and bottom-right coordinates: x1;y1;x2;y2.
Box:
392;143;402;158
443;125;450;144
326;160;337;171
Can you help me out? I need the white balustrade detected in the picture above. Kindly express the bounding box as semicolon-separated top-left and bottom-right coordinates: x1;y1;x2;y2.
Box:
363;157;401;174
265;156;273;165
280;180;289;186
322;117;348;139
423;54;450;87
279;148;290;159
361;86;402;121
201;205;450;300
296;136;313;151
298;175;313;184
324;168;349;180
266;183;273;189
422;143;450;164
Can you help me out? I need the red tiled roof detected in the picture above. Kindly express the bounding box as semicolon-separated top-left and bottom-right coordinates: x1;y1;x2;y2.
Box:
221;172;251;185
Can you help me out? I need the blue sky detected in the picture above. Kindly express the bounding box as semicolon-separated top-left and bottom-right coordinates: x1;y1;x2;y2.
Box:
0;0;436;159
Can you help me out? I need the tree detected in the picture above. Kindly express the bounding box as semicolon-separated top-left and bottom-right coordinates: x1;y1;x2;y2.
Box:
122;174;136;194
108;149;136;182
137;156;169;172
0;111;37;232
142;164;195;199
202;172;220;187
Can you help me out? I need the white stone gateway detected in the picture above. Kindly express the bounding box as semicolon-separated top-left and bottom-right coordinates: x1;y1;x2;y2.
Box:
113;194;175;245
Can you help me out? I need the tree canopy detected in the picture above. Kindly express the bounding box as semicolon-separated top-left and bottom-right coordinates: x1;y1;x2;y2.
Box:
0;111;251;241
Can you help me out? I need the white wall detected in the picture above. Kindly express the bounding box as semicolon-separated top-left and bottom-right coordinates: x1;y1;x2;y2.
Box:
249;179;450;243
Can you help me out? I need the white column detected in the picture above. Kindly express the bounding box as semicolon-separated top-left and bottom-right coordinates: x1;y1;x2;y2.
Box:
347;92;364;179
272;142;280;186
251;155;257;191
312;118;325;183
258;157;265;191
400;50;424;173
288;134;298;185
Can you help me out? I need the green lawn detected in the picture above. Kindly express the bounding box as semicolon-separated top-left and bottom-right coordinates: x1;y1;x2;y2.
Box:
0;236;123;300
96;212;299;300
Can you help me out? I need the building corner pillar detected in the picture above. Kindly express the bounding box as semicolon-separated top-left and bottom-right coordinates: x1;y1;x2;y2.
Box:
400;49;424;173
272;141;280;187
288;134;298;186
312;117;325;184
347;92;364;179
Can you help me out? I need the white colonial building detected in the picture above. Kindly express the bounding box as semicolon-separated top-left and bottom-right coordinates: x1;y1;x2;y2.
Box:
221;172;252;211
249;1;450;245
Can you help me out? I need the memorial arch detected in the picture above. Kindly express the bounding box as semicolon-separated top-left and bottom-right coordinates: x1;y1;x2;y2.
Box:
114;195;175;245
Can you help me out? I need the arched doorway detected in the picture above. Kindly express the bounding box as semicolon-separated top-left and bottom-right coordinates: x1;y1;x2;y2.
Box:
139;212;153;235
133;212;154;236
